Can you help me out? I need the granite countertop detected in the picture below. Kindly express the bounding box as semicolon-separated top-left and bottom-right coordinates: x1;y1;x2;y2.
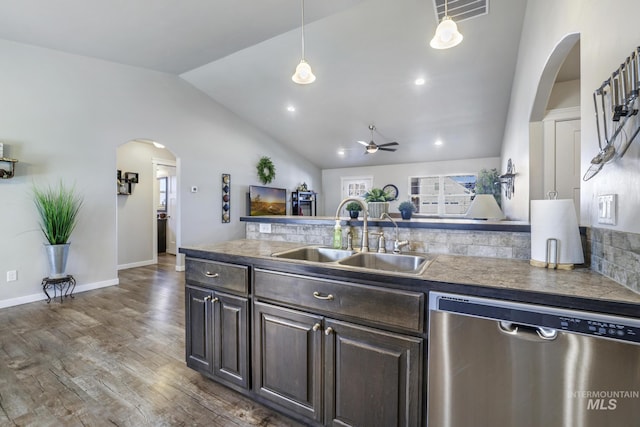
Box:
180;239;640;311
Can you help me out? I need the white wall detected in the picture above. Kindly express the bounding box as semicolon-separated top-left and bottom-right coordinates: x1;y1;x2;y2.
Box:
502;0;640;232
0;39;321;307
322;157;501;216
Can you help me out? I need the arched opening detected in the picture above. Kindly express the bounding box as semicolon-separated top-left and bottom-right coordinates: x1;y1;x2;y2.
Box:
116;139;181;271
529;34;581;219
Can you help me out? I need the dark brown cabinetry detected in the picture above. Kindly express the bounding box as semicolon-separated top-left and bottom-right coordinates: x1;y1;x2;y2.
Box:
253;269;423;426
185;259;249;391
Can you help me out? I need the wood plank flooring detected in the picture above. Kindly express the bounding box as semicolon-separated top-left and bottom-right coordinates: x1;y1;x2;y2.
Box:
0;255;302;426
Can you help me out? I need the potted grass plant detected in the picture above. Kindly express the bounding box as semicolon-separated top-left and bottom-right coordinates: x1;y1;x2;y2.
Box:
33;181;83;278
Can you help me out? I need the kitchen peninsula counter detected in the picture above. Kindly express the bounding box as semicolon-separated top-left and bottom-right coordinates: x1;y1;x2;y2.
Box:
180;239;640;317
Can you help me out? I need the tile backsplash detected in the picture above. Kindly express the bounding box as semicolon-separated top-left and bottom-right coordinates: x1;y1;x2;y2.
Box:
590;227;640;293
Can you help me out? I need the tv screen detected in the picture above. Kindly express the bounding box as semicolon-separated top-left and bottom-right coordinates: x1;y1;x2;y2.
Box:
249;185;287;216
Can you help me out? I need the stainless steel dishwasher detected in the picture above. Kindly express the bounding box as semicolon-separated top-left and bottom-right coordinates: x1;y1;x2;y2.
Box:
427;291;640;427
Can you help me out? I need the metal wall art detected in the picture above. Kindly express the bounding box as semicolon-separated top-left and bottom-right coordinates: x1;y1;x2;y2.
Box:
499;158;516;200
222;173;230;223
584;46;640;181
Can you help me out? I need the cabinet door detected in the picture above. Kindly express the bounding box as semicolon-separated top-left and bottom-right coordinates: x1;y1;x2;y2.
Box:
212;291;249;389
324;319;423;427
185;286;213;372
253;301;323;422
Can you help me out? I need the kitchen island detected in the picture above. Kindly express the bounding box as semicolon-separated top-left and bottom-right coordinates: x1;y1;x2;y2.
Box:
179;239;640;426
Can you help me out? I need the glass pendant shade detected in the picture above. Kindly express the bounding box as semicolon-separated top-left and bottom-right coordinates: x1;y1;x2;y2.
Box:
430;16;463;49
292;59;316;84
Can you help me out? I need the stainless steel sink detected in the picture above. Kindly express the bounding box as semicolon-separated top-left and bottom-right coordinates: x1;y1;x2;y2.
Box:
272;246;356;262
337;252;431;275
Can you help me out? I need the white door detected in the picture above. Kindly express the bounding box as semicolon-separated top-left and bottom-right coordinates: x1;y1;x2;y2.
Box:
555;119;581;218
167;173;177;255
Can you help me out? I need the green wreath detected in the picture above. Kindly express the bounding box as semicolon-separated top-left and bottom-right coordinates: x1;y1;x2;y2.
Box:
257;156;276;184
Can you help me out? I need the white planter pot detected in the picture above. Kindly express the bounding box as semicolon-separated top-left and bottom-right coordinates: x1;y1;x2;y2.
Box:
45;243;70;279
367;202;389;219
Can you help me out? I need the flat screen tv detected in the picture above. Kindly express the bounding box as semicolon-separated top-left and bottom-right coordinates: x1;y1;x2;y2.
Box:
249;185;287;216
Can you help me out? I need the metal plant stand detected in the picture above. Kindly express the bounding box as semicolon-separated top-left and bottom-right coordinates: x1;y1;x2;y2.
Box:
41;275;76;303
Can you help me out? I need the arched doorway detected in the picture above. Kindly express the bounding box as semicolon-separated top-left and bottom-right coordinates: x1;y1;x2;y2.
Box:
116;139;180;271
529;34;581;218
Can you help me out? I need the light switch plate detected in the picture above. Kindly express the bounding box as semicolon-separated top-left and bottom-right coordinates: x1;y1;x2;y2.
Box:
597;194;616;225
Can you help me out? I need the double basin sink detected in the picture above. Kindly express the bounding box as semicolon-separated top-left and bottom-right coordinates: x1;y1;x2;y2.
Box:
271;246;433;275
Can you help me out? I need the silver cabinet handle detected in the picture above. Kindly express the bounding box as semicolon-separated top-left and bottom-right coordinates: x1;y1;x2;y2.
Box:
312;323;321;331
205;272;219;278
313;291;334;301
212;297;219;303
325;327;333;336
204;295;212;302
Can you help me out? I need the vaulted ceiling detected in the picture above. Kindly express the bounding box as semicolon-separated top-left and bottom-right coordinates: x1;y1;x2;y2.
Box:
0;0;530;169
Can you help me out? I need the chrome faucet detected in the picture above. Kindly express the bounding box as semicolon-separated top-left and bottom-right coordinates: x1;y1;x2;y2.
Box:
335;198;369;252
380;212;409;254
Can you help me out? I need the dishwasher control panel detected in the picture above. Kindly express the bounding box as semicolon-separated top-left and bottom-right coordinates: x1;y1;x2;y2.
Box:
430;292;640;345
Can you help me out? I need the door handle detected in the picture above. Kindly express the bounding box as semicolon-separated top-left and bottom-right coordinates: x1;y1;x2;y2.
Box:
498;321;558;341
313;291;334;301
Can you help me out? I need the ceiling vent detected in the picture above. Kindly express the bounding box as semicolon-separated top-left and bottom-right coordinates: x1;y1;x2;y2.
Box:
433;0;488;22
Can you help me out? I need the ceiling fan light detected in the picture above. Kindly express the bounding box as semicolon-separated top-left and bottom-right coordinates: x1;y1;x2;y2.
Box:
292;60;316;84
366;145;378;154
430;16;463;49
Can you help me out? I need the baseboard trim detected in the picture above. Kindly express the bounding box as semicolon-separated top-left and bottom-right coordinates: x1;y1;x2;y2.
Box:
117;259;156;270
0;278;119;309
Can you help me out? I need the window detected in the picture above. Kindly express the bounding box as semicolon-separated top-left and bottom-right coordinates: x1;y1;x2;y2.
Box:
409;174;476;216
158;177;168;212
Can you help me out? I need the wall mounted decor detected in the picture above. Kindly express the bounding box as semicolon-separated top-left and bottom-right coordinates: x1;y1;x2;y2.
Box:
256;156;275;184
499;159;516;200
117;170;139;195
222;173;230;223
584;46;640;181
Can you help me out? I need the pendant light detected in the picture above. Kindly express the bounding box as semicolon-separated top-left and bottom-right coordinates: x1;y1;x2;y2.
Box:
430;0;463;49
292;0;316;84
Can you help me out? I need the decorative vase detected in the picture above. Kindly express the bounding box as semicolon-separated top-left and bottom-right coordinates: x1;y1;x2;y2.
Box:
45;243;70;279
367;202;389;219
400;210;413;220
349;210;360;219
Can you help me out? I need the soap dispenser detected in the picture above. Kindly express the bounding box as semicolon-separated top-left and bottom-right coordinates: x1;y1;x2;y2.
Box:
332;220;342;249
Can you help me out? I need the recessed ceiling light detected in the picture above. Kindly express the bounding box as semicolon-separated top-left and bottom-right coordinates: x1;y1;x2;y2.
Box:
434;140;443;146
286;105;296;112
415;78;426;86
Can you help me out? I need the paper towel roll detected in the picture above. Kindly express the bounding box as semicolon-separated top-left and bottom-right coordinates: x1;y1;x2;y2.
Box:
530;199;584;268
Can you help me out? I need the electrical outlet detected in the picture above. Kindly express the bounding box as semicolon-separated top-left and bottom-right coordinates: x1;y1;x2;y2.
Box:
259;223;272;233
6;270;17;282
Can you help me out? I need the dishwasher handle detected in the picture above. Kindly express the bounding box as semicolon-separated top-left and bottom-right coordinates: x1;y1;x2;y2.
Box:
498;321;558;341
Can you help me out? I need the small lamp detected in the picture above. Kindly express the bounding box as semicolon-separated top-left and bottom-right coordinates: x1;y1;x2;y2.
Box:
466;194;504;220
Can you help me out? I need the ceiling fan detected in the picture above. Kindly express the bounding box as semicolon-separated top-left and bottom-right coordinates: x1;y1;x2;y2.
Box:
357;125;399;154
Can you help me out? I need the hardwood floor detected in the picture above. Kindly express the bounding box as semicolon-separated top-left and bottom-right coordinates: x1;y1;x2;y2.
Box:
0;254;301;426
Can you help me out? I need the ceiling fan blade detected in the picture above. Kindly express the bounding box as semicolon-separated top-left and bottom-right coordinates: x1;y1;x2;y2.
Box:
356;140;369;146
378;142;399;148
378;147;397;152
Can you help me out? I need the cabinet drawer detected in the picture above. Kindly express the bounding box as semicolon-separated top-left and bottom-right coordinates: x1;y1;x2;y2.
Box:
186;258;248;295
254;268;424;333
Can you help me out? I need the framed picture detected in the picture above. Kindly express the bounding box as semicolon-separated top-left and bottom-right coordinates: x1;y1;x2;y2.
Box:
125;172;139;183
